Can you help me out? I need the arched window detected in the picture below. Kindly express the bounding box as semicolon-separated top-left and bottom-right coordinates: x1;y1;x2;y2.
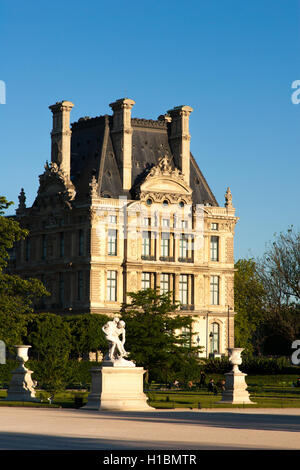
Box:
209;322;220;354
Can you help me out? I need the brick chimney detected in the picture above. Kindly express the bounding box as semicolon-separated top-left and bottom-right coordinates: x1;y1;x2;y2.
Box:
109;98;135;191
49;100;74;180
167;105;193;186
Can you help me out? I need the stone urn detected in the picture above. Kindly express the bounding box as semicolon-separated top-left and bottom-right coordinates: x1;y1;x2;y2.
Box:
219;347;255;404
228;348;244;373
15;345;31;369
5;344;38;402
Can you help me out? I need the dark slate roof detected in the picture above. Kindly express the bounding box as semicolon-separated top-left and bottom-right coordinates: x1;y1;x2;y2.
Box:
70;115;218;206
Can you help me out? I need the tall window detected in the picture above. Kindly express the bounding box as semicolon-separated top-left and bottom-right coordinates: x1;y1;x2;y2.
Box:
210;275;219;305
78;271;83;300
160;273;170;294
108;229;117;256
179;274;188;305
107;270;117;301
59;273;64;304
210;322;220;353
42;235;47;259
78;230;84;256
179;235;188;259
25;238;30;261
210;236;219;261
60;232;64;257
142;231;151;257
141;272;151;290
109;214;117;224
161;233;170;257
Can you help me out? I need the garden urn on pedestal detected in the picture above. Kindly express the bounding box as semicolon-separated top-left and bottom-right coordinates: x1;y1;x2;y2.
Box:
6;345;38;402
220;348;255;404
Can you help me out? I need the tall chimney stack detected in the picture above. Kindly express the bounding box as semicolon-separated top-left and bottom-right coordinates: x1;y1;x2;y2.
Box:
167;105;193;186
109;98;135;191
49;100;74;180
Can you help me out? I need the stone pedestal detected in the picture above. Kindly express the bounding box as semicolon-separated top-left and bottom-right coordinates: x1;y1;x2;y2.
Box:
220;348;255;405
221;370;254;404
84;363;152;411
6;345;38;402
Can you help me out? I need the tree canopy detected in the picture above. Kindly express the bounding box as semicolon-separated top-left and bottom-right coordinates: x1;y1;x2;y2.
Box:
120;288;201;382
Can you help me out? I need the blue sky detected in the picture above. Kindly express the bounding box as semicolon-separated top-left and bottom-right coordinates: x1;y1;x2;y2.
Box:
1;0;299;260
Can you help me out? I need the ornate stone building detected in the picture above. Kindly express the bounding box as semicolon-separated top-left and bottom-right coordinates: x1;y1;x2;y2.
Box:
9;98;238;357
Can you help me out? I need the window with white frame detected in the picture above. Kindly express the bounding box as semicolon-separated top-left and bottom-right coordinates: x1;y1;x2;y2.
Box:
162;218;170;228
181;219;188;229
160;273;170;294
142;231;151;256
210;236;219;261
179;235;188;259
179;274;188;305
161;233;170;257
210;322;220;353
141;272;151;290
210;275;219;305
107;270;117;301
211;223;219;231
109;214;117;224
108;229;117;256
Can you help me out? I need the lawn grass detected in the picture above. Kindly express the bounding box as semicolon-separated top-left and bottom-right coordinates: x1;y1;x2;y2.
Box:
0;374;299;409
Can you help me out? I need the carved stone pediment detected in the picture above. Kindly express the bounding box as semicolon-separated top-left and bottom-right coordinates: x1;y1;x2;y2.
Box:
139;155;193;204
36;161;76;205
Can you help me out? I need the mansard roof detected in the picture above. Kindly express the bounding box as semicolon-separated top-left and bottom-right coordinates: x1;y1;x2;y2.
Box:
69;113;218;205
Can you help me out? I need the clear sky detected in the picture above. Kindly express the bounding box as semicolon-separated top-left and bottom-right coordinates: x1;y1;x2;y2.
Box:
1;0;299;260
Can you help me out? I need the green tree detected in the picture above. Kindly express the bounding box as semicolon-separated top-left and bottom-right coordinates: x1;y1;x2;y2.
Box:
0;273;49;317
27;313;72;396
66;314;109;359
254;228;300;354
234;259;265;353
120;289;201;383
0;196;49;350
0;196;28;270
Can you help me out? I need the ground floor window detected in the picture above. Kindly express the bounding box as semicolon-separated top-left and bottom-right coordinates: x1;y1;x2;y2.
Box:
209;322;220;354
107;270;117;301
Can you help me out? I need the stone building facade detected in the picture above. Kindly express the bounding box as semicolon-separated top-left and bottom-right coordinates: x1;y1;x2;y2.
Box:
9;98;238;357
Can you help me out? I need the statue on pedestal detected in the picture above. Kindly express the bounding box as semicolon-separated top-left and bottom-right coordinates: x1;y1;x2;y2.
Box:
102;317;135;367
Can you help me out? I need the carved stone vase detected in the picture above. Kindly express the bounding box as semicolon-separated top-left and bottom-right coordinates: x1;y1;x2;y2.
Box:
220;348;255;405
6;345;38;402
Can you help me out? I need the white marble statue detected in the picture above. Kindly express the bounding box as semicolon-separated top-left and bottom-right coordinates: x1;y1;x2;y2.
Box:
102;316;130;362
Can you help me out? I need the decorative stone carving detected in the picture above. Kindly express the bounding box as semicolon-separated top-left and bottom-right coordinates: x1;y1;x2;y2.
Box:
6;345;38;402
84;317;152;411
102;317;135;367
138;155;193;204
225;187;233;209
89;175;99;199
37;160;76;202
220;348;255;404
17;188;26;214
